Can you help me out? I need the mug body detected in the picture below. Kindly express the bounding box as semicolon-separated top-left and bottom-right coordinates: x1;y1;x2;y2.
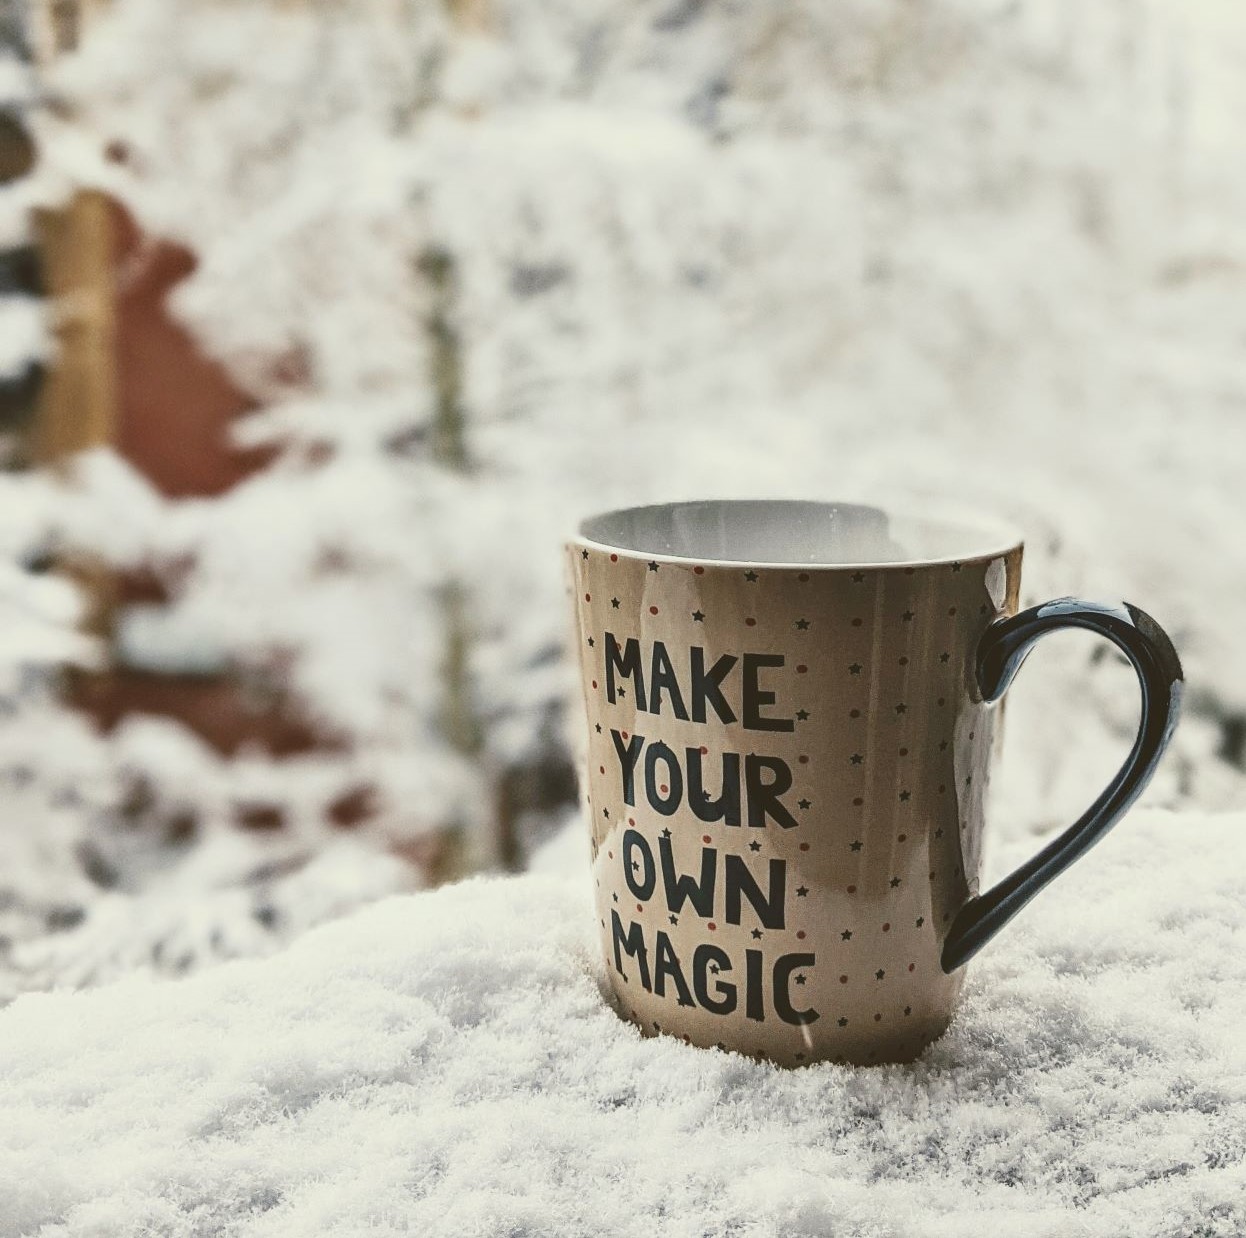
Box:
568;500;1023;1065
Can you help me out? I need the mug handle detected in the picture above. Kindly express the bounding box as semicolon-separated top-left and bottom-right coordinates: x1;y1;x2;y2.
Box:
940;598;1184;973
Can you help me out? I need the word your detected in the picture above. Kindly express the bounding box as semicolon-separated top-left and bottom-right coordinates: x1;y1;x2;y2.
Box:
611;730;798;828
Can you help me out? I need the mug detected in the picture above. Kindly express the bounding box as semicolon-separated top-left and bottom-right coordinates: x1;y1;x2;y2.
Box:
567;500;1182;1066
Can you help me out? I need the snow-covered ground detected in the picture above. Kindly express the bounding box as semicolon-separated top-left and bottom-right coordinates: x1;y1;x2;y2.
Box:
0;0;1243;995
3;808;1244;1237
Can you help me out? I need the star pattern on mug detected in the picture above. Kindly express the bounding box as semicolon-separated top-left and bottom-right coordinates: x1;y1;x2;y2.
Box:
578;544;1013;1066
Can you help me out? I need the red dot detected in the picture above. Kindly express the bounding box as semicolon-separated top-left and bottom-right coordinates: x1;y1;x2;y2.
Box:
899;656;909;666
949;606;958;615
799;842;810;852
798;754;809;764
898;833;907;842
610;553;618;562
700;745;708;754
628;817;635;826
874;1013;882;1022
849;709;860;718
659;784;669;794
694;566;705;575
607;851;613;859
847;884;857;894
621;732;629;740
702;834;711;844
598;765;605;774
708;922;717;931
796;664;808;674
591;680;598;689
745;617;757;627
798;572;810;582
637;904;644;913
853;797;864;807
649;605;659;615
839;974;848;984
852;617;863;627
937;697;946;706
584;593;591;601
796;930;806;940
882;922;891;932
899;747;909;756
908;963;916;972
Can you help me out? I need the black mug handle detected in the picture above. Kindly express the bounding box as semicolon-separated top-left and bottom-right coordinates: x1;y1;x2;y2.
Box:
940;598;1183;973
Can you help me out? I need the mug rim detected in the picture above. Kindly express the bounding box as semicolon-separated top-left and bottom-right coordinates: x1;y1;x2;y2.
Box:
573;498;1024;571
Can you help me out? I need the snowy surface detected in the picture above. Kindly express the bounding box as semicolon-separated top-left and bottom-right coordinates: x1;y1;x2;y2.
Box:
0;0;1244;991
3;807;1244;1237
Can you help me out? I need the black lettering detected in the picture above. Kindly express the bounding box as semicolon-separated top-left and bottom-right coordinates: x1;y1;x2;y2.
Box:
686;747;741;826
645;742;683;815
745;948;766;1022
653;932;695;1006
658;835;716;917
622;828;656;900
605;633;647;710
742;653;793;731
612;728;644;805
648;641;689;720
745;754;798;829
724;853;786;928
690;646;737;725
611;911;651;989
773;953;819;1025
692;944;736;1015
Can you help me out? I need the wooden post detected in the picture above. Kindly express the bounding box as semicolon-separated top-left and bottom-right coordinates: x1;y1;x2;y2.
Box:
29;3;119;639
31;190;118;469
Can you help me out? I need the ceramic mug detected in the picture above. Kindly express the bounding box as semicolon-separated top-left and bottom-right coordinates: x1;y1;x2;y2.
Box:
567;500;1182;1066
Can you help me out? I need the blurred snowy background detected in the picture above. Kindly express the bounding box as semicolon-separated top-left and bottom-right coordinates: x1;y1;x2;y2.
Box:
0;0;1242;1000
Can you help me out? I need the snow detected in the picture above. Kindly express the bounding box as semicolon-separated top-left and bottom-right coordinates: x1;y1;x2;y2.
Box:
3;807;1244;1237
0;1;1244;992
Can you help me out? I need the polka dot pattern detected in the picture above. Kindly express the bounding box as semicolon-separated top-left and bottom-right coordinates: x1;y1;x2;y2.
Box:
569;541;1022;1066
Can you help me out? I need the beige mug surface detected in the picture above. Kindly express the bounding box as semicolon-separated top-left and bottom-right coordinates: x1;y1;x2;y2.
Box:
568;500;1024;1066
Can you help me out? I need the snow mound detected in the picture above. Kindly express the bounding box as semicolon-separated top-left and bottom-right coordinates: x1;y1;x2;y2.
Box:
3;807;1243;1237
